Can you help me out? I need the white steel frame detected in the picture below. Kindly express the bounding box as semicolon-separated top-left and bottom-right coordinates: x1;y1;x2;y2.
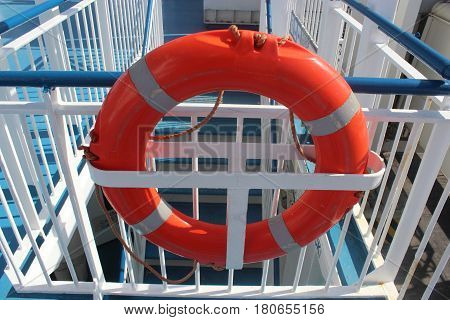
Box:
0;0;449;300
1;88;449;299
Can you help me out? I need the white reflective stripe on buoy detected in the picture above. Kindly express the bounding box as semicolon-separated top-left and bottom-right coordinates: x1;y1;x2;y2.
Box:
131;199;173;235
129;57;178;114
303;93;360;136
268;214;302;253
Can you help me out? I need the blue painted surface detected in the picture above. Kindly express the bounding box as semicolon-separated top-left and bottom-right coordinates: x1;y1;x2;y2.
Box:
0;0;66;34
327;218;374;286
3;71;450;96
344;0;450;79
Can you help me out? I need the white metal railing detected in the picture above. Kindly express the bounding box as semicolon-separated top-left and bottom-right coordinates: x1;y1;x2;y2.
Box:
0;0;163;300
1;85;449;298
0;0;449;300
294;0;450;299
294;0;323;47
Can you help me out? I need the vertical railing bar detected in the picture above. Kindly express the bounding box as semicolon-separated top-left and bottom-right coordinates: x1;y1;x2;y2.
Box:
52;22;76;107
87;5;102;72
74;11;93;103
355;122;423;290
261;118;289;292
147;134;168;290
306;0;315;39
374;71;402;154
125;0;137;61
365;120;405;236
191;116;201;290
65;112;79;155
93;1;108;72
332;17;346;68
126;0;137;58
87;3;104;101
373;99;431;249
93;0;111;100
37;35;64;180
134;0;145;51
117;217;136;287
66;17;88;101
109;0;124;70
25;44;56;193
0;186;22;247
398;182;450;299
117;0;130;67
56;22;79;106
12;52;30;101
13;51;53;211
121;0;133;64
29;115;56;193
344;29;357;76
311;0;321;43
132;0;142;52
18;114;79;284
158;247;168;290
81;8;100;102
53;23;82;152
227;269;234;291
0;226;25;285
337;21;349;72
421;244;450;300
157;0;163;46
114;0;128;68
324;210;352;291
45;89;105;287
12;117;49;225
0;150;52;286
227;116;246;292
291;246;307;292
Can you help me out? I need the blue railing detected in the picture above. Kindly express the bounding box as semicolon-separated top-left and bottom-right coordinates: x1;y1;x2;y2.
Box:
343;0;450;80
141;0;154;57
0;71;449;96
265;0;273;34
0;0;67;35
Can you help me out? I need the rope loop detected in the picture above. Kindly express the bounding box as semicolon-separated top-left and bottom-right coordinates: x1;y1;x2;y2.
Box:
148;90;224;140
95;185;198;284
253;33;267;49
228;25;240;40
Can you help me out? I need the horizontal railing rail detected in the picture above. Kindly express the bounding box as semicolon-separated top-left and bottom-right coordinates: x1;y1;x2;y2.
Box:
1;89;449;298
0;0;67;35
342;0;450;80
0;71;449;96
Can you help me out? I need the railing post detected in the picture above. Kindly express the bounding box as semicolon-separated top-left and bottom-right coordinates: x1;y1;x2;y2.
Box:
365;122;450;284
317;0;343;66
45;89;105;289
226;188;249;270
96;0;116;71
352;0;398;108
296;0;307;22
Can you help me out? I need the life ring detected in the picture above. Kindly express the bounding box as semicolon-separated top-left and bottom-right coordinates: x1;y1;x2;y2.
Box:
89;29;369;266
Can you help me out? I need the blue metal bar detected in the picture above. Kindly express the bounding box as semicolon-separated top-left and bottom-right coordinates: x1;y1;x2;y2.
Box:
0;0;66;35
265;1;275;105
141;0;154;57
343;0;450;80
346;77;450;95
0;71;122;88
265;0;273;34
0;71;449;96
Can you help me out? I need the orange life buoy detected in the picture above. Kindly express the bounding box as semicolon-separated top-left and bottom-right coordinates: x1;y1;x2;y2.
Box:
89;29;369;267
